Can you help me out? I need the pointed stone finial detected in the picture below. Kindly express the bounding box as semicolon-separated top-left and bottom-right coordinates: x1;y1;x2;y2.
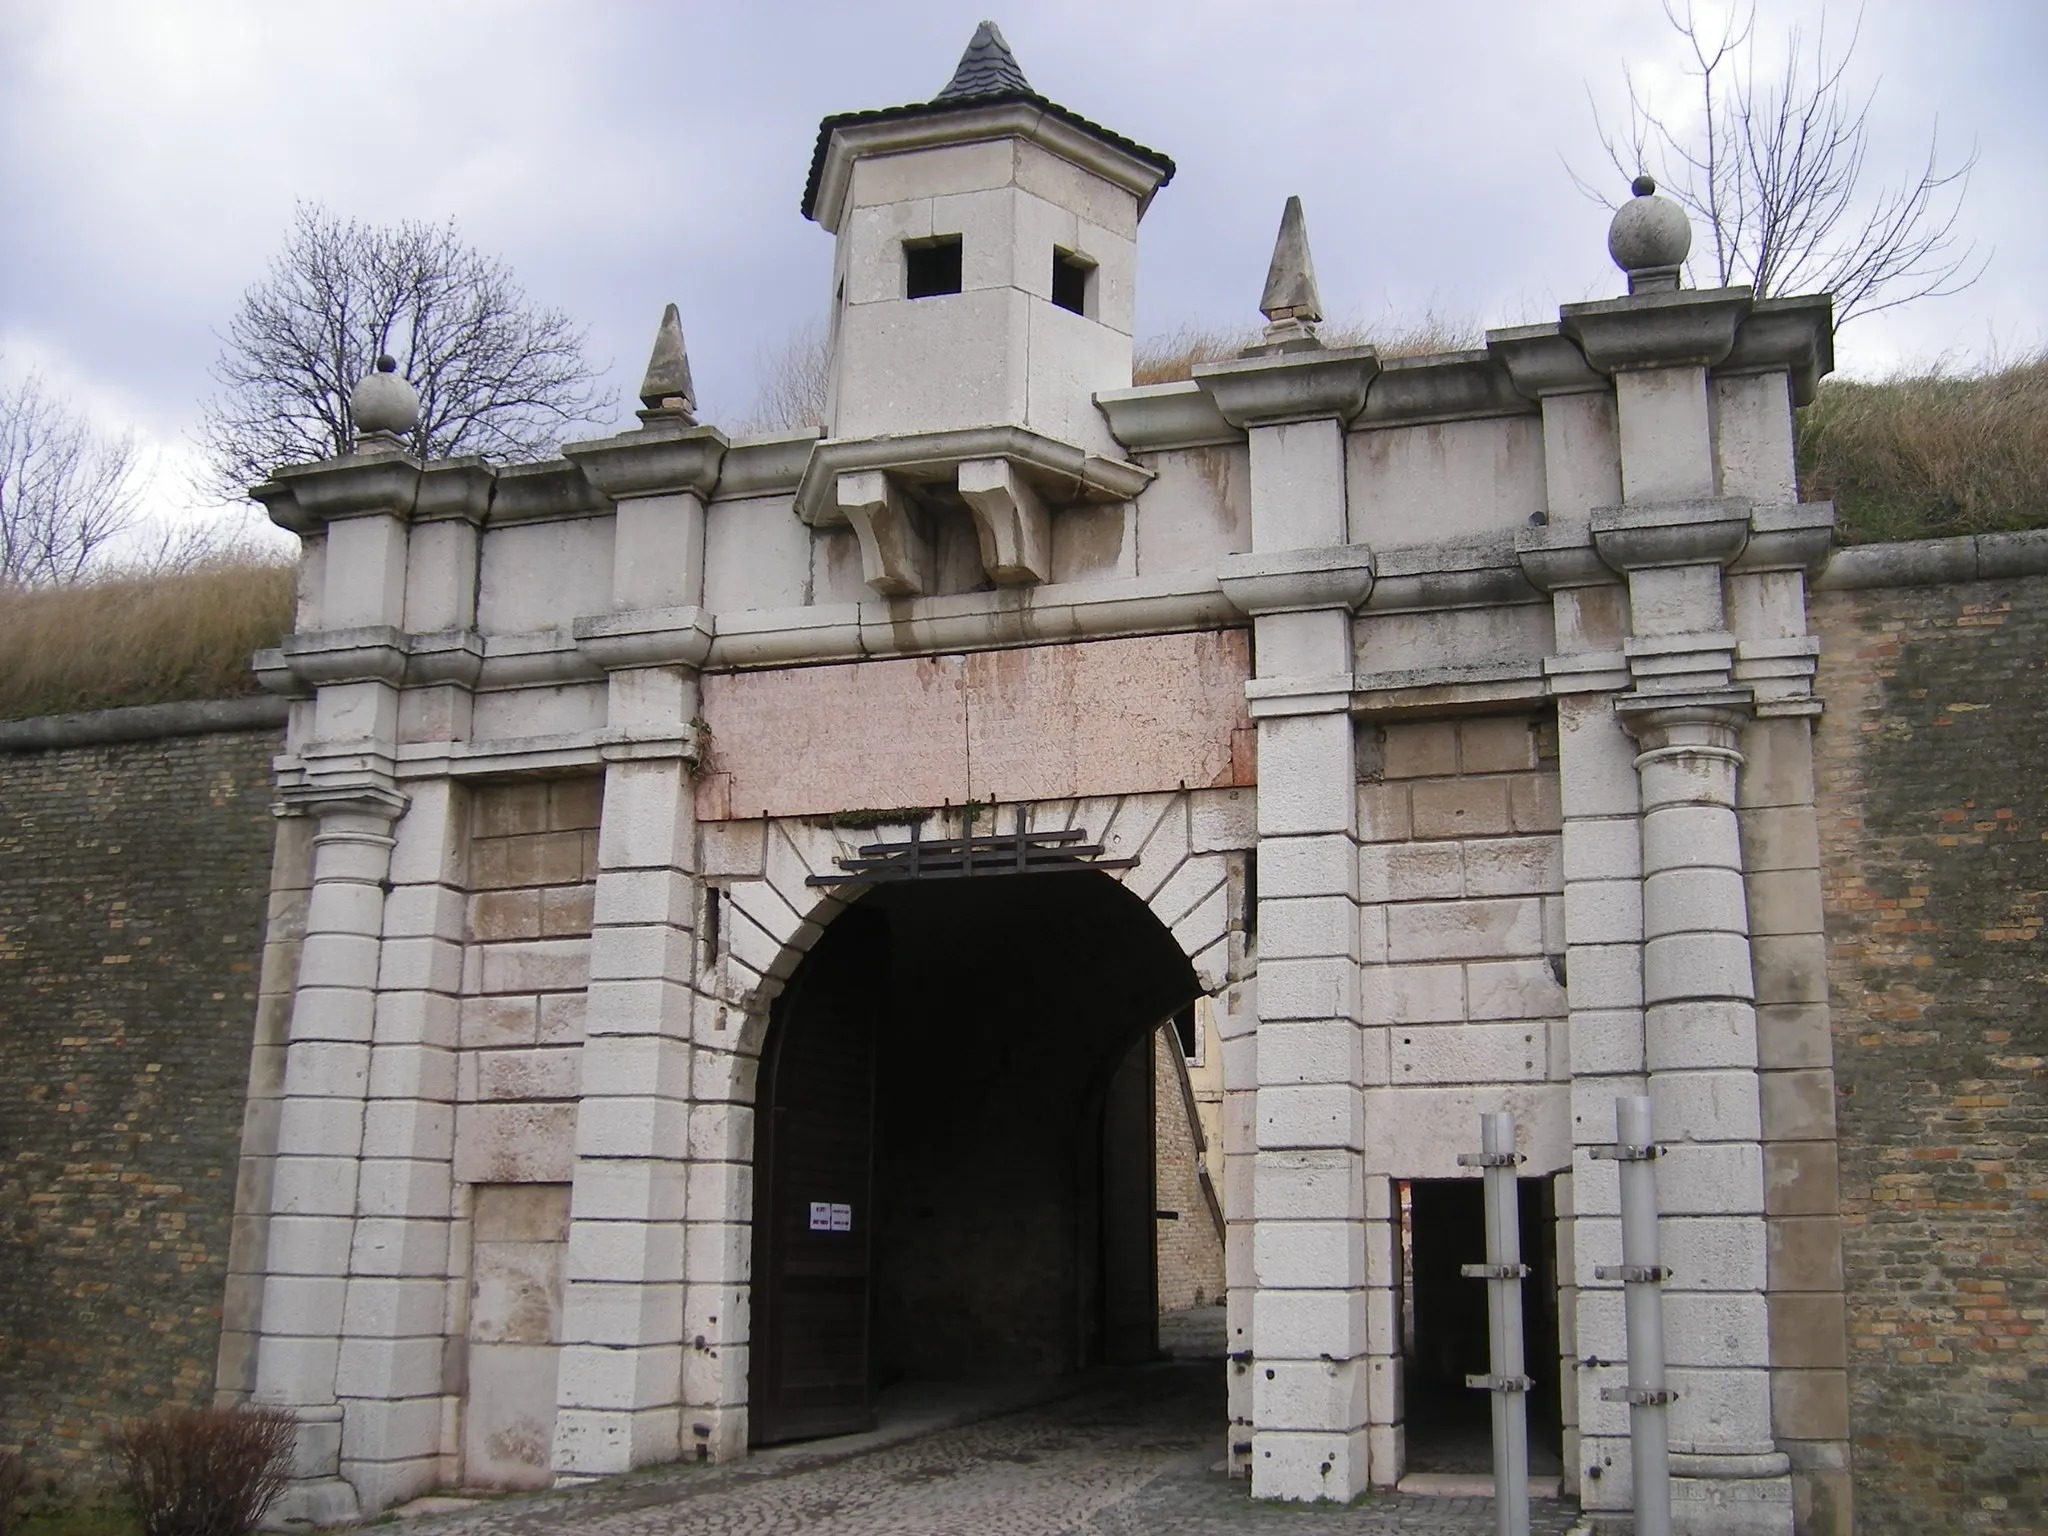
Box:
1246;195;1324;353
1608;175;1692;295
935;20;1033;101
638;303;697;417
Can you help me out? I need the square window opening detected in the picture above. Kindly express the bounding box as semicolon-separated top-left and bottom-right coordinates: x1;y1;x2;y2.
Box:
1051;249;1094;316
905;237;963;299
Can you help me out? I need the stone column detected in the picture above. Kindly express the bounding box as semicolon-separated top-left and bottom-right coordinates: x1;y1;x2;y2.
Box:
256;789;404;1527
1559;275;1798;1530
1205;343;1378;1501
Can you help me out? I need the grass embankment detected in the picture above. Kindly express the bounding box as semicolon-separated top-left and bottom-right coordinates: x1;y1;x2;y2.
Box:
1798;352;2048;543
0;557;295;721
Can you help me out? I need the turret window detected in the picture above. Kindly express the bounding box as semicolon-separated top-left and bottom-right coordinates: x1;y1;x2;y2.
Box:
905;236;963;299
1051;249;1094;316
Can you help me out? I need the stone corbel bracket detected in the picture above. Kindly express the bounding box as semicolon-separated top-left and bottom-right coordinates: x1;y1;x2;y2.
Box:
957;458;1049;585
837;469;931;597
793;425;1152;597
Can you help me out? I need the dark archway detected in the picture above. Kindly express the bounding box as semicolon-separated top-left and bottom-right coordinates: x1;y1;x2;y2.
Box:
748;871;1199;1446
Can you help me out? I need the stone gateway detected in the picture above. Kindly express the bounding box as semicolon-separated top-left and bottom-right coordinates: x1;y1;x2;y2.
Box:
223;21;1856;1534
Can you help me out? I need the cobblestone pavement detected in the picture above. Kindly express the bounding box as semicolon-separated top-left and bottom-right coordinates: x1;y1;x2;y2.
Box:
395;1364;1583;1536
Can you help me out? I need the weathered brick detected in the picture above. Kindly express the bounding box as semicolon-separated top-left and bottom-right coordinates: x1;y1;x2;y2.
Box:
0;727;281;1490
1815;577;2048;1534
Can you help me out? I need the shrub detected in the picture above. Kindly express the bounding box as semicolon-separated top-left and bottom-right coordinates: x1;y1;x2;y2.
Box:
1797;351;2048;543
0;556;294;720
0;1449;24;1536
107;1407;297;1536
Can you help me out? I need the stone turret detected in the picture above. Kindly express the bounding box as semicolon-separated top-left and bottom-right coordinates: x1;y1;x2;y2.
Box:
802;20;1174;454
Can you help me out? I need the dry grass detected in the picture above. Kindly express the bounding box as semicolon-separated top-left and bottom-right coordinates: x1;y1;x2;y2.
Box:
0;556;294;721
1798;351;2048;543
1131;313;1483;386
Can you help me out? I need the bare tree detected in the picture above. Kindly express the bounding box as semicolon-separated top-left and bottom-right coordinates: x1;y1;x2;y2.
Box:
199;204;616;498
1579;2;1982;324
0;369;143;586
736;320;831;437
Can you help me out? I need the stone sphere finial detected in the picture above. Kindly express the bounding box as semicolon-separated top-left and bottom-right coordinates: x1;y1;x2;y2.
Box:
350;353;420;439
1607;176;1691;295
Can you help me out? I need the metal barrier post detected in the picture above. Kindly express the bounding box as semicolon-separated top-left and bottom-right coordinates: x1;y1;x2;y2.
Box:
1460;1111;1530;1536
1593;1094;1674;1536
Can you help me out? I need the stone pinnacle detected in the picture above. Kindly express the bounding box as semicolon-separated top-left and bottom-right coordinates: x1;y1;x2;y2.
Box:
639;302;697;416
1259;195;1323;325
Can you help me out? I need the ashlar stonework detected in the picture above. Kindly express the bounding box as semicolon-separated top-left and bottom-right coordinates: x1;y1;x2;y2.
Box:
223;22;1862;1536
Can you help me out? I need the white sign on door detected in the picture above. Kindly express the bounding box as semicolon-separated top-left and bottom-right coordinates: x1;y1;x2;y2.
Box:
809;1201;854;1233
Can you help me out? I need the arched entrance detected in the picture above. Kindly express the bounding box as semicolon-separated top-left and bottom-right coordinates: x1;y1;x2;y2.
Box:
747;870;1200;1445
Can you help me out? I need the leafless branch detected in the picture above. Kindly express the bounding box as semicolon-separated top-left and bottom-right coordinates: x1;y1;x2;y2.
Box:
735;320;831;437
197;204;617;500
1574;1;1983;325
0;369;144;587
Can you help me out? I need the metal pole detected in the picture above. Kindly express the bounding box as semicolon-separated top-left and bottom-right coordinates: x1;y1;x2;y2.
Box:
1595;1094;1673;1536
1459;1111;1530;1536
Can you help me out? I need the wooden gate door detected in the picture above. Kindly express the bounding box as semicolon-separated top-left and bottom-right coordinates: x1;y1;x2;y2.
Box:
749;909;885;1445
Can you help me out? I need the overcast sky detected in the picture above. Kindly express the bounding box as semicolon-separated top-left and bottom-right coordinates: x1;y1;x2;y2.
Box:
3;0;2042;548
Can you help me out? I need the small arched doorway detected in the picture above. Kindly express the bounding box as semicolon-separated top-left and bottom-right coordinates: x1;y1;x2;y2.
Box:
747;870;1200;1445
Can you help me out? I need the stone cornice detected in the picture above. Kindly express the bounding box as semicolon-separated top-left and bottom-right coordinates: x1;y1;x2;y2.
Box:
1216;545;1376;616
1592;499;1754;572
571;607;717;671
561;422;728;500
1720;294;1835;406
1192;346;1379;429
1487;324;1608;400
1357;351;1531;428
255;454;422;533
1560;287;1753;373
1094;381;1240;453
792;425;1151;528
809;100;1171;235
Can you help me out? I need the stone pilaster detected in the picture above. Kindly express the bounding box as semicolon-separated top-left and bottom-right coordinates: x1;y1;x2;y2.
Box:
1209;341;1378;1500
335;780;468;1510
255;789;404;1528
549;466;717;1474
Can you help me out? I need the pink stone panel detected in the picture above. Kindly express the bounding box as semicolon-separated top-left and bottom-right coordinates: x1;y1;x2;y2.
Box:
698;653;969;820
696;632;1254;821
965;630;1253;803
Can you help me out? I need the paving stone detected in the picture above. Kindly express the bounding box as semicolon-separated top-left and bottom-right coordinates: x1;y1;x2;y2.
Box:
393;1365;1581;1536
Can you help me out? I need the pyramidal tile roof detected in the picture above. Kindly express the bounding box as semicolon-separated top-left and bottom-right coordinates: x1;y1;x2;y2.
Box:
933;20;1032;101
802;21;1174;222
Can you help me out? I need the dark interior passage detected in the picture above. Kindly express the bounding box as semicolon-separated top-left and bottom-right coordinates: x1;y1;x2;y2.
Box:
1401;1176;1564;1475
750;871;1197;1445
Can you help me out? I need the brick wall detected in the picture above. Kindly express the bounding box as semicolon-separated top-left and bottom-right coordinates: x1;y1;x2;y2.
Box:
0;728;282;1487
1814;577;2048;1533
1155;1026;1224;1311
